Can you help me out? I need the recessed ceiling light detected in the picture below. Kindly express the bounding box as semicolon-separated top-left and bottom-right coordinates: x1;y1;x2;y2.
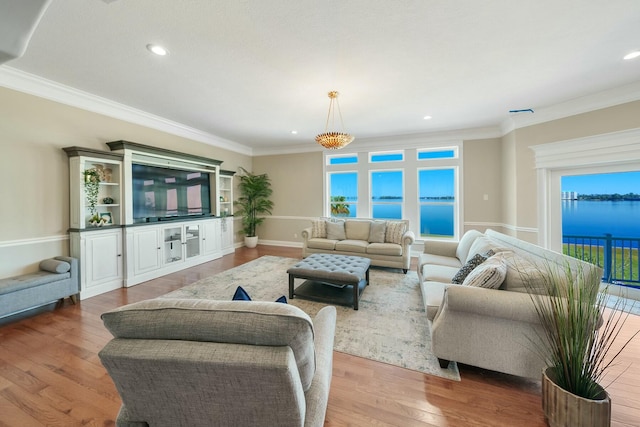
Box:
423;115;432;120
623;50;640;60
291;130;298;135
146;44;168;56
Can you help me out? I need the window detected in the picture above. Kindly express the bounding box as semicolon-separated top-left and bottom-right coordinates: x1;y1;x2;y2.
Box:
328;172;357;217
418;148;457;160
324;144;462;239
328;155;358;165
371;170;403;219
419;168;456;238
370;151;404;163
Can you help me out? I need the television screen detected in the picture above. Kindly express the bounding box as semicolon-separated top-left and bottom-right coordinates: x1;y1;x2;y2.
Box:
132;163;211;221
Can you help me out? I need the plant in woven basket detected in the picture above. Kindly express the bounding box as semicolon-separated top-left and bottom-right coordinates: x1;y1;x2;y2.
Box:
523;260;638;426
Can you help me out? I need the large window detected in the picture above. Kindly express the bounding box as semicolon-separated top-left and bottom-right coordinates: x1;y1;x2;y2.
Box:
371;170;403;219
328;172;357;217
419;168;455;237
325;145;461;239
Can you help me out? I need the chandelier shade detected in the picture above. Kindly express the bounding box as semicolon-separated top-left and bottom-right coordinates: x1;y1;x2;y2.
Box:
315;91;354;149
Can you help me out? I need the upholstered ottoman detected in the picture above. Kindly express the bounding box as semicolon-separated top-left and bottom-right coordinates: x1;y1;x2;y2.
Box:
287;253;371;310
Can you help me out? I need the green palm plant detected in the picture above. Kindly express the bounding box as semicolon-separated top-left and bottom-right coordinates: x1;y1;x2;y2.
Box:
234;167;274;237
330;195;350;216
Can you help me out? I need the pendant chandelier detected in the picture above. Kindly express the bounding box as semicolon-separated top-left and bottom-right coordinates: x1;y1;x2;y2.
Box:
315;91;354;150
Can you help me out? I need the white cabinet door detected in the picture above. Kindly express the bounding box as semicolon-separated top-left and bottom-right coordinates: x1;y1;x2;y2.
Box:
132;227;162;276
221;217;234;254
202;219;222;256
83;229;123;298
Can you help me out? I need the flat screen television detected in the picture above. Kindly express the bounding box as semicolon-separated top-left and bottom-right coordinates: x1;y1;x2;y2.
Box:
132;163;211;222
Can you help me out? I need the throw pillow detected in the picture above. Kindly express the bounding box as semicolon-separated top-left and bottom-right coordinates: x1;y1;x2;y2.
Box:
232;286;287;304
451;250;494;284
39;259;71;274
462;253;507;289
311;219;327;238
385;221;406;244
326;220;346;240
368;220;387;243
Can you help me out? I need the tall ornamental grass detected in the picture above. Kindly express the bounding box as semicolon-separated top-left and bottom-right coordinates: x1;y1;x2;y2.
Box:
525;261;638;399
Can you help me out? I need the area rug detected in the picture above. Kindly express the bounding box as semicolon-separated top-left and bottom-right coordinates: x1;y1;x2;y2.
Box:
160;255;460;381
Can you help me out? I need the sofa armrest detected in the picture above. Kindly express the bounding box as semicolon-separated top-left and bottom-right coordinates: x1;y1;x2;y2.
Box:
301;227;312;240
436;285;541;324
305;306;336;427
423;240;458;257
402;230;415;246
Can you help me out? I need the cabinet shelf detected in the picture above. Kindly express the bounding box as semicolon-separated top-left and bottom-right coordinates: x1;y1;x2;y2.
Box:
97;203;120;207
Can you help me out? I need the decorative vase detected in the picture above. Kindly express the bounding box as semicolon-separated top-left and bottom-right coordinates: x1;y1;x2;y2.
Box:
542;367;611;427
244;236;258;248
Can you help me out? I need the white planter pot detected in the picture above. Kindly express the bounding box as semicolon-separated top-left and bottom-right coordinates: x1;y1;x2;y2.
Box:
244;236;258;248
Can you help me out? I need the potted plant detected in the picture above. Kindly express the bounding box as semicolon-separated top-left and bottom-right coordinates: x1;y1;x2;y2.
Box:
83;168;101;226
234;167;274;248
330;195;351;217
524;262;638;427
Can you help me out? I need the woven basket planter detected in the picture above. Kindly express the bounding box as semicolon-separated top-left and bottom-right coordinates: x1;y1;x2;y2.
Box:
542;367;611;427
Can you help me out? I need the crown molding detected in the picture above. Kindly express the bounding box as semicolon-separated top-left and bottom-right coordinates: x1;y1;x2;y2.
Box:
500;80;640;135
0;66;254;156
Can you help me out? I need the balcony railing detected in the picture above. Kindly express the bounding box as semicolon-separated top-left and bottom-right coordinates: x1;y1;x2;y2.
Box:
563;234;640;287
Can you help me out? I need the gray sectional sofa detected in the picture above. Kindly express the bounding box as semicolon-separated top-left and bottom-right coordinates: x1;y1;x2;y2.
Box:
301;218;415;272
418;229;602;379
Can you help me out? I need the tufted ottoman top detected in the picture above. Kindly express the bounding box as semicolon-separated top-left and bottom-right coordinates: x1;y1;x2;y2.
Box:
287;253;371;283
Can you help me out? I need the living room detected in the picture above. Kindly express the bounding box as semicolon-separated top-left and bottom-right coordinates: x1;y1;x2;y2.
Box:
1;1;640;426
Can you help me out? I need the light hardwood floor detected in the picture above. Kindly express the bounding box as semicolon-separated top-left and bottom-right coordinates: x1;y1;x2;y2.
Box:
1;246;639;427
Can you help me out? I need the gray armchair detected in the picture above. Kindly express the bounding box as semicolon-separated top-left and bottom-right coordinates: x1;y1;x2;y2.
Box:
99;298;336;427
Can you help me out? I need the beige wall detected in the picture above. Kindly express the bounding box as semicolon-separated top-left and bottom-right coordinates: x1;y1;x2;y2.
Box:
462;138;502;232
0;86;251;277
252;151;323;244
502;100;640;243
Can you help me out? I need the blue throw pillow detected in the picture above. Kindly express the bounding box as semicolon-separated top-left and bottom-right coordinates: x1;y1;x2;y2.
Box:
232;286;252;301
232;286;287;304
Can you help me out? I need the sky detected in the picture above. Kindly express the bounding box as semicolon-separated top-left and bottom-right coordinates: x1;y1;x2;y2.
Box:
561;171;640;195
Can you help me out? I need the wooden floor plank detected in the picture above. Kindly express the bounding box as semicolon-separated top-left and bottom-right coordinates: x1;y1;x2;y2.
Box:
0;245;638;426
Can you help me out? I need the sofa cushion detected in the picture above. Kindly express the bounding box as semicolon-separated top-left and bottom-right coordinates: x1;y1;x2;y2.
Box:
367;242;402;256
421;281;447;321
499;251;547;294
465;236;503;263
451;252;491;284
462;253;507;289
101;298;317;391
335;240;368;253
455;229;484;262
0;271;70;295
311;219;327;238
422;265;460;283
307;238;338;250
368;220;387;243
345;220;371;241
419;253;463;268
39;258;71;274
326;220;346;240
385;221;406;244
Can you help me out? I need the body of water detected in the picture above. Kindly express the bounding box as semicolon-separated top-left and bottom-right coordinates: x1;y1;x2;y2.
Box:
562;200;640;239
341;200;640;240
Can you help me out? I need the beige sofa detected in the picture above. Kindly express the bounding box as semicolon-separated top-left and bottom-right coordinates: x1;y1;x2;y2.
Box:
418;229;602;379
302;218;415;273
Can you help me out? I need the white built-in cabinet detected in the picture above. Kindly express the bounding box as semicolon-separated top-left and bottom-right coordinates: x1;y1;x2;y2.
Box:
65;142;237;298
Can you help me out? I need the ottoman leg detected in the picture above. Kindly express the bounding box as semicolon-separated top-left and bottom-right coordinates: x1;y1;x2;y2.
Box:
289;275;295;299
353;282;359;310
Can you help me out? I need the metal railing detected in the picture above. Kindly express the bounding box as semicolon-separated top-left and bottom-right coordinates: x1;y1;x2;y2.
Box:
563;234;640;287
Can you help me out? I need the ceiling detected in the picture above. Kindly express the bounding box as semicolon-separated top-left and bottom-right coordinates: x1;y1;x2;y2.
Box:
3;0;640;154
